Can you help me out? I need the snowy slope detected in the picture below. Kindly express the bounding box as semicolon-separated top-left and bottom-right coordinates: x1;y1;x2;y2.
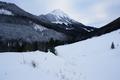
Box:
0;23;67;42
0;51;81;80
57;29;120;80
0;29;120;80
0;8;14;15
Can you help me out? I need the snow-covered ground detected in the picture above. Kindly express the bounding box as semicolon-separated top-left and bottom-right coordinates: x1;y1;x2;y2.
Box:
57;29;120;80
0;30;120;80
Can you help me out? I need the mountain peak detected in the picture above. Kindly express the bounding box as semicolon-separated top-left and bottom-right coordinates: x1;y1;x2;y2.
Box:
39;9;79;25
48;9;70;18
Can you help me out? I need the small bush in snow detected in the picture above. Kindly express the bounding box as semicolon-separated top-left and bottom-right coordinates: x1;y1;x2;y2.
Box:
31;60;37;68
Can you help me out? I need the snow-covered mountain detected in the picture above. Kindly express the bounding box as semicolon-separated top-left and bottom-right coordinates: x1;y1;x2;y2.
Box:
0;29;120;80
39;9;97;36
39;9;78;25
0;1;120;53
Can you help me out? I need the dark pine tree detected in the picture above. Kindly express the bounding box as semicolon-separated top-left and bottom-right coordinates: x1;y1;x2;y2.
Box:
48;38;58;55
111;42;115;49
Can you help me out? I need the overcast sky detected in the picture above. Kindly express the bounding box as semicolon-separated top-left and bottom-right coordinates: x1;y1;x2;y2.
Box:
2;0;120;27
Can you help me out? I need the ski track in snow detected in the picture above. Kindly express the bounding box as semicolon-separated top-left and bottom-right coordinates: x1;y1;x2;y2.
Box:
0;30;120;80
